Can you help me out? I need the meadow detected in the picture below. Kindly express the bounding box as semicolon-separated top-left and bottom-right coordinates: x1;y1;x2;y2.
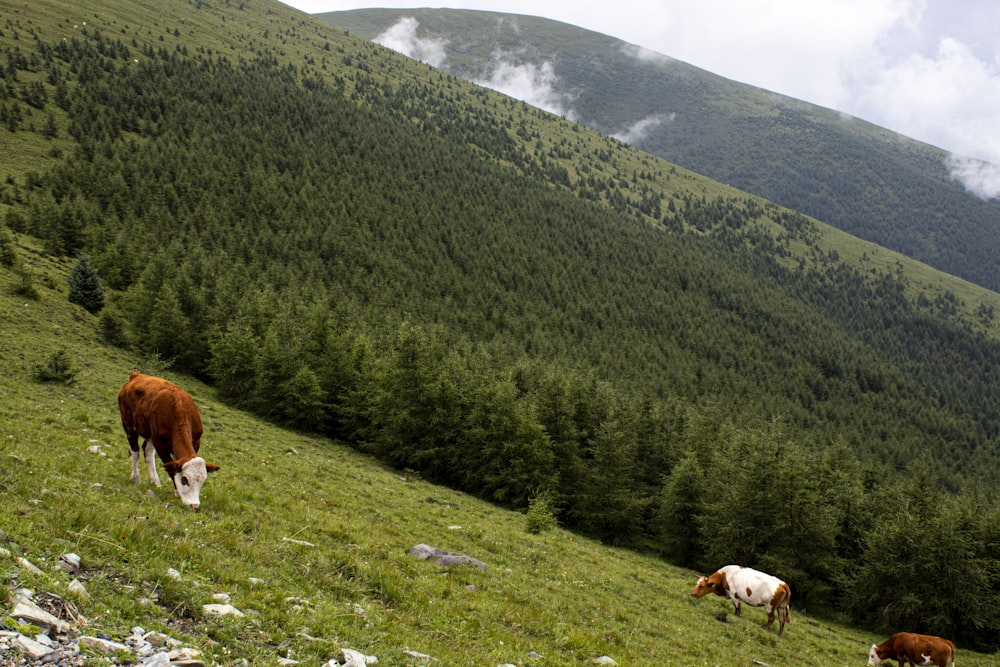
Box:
2;233;994;667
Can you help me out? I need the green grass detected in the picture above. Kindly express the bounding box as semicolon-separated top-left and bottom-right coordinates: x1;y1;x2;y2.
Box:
3;238;997;666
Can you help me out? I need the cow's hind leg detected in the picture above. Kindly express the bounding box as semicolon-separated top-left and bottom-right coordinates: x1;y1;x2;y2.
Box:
130;446;141;483
143;440;161;487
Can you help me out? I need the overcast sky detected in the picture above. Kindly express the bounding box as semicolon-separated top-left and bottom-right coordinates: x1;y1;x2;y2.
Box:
282;0;1000;199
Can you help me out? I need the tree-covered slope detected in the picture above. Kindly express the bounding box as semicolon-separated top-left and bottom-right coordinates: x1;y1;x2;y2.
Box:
3;0;1000;647
321;8;1000;293
5;236;995;667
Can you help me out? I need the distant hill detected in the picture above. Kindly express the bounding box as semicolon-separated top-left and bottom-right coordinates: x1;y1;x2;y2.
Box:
321;8;1000;293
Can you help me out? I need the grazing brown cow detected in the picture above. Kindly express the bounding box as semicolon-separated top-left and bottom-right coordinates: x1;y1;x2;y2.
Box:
868;632;956;667
691;565;792;636
118;372;219;509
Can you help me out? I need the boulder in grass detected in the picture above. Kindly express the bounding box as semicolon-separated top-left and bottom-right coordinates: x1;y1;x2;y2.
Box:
407;544;486;570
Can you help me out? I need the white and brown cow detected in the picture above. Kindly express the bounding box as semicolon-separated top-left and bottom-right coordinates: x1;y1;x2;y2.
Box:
869;632;956;667
691;565;792;636
118;372;219;510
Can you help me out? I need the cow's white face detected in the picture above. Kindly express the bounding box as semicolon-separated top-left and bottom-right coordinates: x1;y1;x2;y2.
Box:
173;457;209;510
868;644;883;666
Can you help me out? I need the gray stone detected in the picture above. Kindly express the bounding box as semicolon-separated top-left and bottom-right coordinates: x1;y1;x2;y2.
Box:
202;603;244;618
78;635;129;654
140;652;172;667
14;635;55;660
407;544;486;570
10;599;72;636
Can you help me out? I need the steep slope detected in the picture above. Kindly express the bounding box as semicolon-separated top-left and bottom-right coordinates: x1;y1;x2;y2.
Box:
4;0;1000;647
321;8;1000;293
3;237;994;667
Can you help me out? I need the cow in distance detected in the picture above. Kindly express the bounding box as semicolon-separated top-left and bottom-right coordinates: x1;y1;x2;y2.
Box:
868;632;956;667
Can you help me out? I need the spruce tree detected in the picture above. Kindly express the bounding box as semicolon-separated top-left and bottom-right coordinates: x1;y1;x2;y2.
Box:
67;254;105;313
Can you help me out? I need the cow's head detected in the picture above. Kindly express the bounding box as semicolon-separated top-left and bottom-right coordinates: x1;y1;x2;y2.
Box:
163;456;219;510
868;644;885;666
691;571;728;598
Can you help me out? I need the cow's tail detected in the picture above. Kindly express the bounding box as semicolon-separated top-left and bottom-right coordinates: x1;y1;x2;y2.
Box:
777;582;791;624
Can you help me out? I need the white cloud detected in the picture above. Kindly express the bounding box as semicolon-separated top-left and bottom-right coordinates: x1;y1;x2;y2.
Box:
620;43;673;65
946;155;1000;200
847;36;1000;196
611;114;674;145
290;0;1000;184
373;17;449;68
473;54;578;120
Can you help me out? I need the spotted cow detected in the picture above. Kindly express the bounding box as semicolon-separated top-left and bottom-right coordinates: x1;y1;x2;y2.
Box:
691;565;791;636
869;632;956;667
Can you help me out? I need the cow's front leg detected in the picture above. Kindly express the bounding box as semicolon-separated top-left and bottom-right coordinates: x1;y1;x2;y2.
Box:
733;600;742;617
144;441;161;487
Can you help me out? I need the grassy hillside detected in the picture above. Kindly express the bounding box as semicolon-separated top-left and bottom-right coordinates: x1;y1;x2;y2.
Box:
322;8;1000;294
2;234;995;667
4;0;1000;652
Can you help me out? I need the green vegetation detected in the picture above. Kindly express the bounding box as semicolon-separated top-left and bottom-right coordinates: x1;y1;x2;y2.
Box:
2;228;996;667
67;254;104;313
325;8;1000;294
2;0;1000;657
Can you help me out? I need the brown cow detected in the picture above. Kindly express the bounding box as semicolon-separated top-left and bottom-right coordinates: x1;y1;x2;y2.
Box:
868;632;956;667
118;372;219;509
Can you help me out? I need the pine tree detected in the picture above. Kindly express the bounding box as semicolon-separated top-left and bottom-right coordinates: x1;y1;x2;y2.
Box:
67;254;105;313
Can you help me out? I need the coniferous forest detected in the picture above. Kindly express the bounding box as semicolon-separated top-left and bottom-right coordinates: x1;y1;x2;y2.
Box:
2;1;1000;650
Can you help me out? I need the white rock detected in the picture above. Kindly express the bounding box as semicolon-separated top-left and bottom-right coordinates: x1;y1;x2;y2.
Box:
168;646;203;660
340;647;378;665
202;603;244;618
79;635;129;654
68;579;89;600
14;635;54;660
166;567;182;580
59;552;81;571
593;657;618;666
212;592;231;603
16;557;43;574
140;652;172;667
10;599;71;636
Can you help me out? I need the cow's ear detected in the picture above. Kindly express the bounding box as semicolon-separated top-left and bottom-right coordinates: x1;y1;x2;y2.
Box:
206;462;220;473
163;461;181;474
692;573;703;579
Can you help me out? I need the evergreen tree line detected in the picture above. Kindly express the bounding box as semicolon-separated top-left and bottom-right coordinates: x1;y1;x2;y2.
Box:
3;32;1000;648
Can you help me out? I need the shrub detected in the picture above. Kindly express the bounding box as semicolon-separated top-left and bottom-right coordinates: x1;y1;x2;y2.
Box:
67;254;105;313
34;348;79;384
0;225;16;267
525;491;558;534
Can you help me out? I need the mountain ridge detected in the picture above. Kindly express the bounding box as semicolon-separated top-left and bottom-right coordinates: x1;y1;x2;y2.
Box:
320;8;1000;293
